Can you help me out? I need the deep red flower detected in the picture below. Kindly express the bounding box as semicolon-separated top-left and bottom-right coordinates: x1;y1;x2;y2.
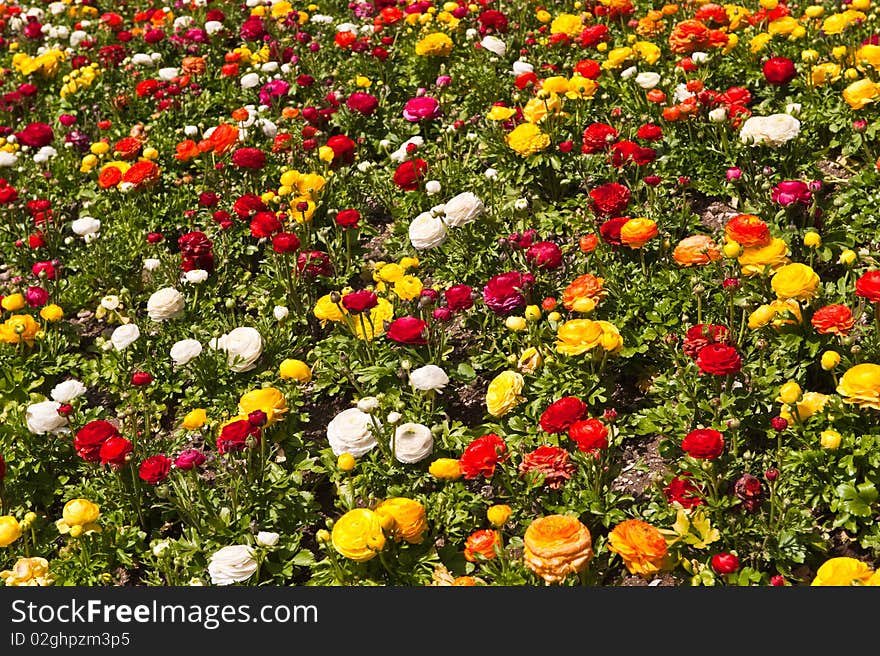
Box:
459;433;508;479
326;134;356;166
663;473;704;508
599;216;630;246
178;231;214;272
682;323;731;359
733;473;763;512
568;418;609;454
131;371;153;386
342;289;378;313
581;122;618;154
392;158;428;190
590;182;631;216
334;208;360;229
99;435;133;468
296;250;333;277
174;449;206;470
15;122;54;148
636;123;663;141
482;271;532;315
230;147;266;170
695;343;742;376
249;211;282;238
74;420;120;463
711;552;740;575
385;317;428;345
272;232;301;254
682;428;725;459
444;284;474;312
519;446;577;490
216;419;261;454
540;397;589;434
763;56;797;85
525;241;563;269
138;454;172;484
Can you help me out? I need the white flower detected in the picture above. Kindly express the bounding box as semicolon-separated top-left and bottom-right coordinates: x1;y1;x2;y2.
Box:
25;400;69;435
152;540;170;557
673;82;696;103
240;72;261;89
443;192;484;228
0;151;18;167
255;531;280;547
214;326;263;372
409;364;449;392
739;113;801;147
69;30;88;47
480;35;507;57
273;305;289;321
634;72;660;89
50;379;86;403
785;102;802;116
204;20;224;35
708;107;728;123
514;198;529;211
158;66;179;81
147;287;185;321
110;323;140;351
691;51;709;64
409;211;447;250
143;258;161;272
183;269;208;284
391;422;434;464
620;66;637;80
184;125;199;137
390;136;423;163
484;168;498;179
207;545;258;586
356;397;380;414
33;146;57;164
327;407;379;457
387;411;402;424
512;60;533;75
71;216;100;241
170;339;203;366
425;180;442;195
100;295;120;311
131;53;155;67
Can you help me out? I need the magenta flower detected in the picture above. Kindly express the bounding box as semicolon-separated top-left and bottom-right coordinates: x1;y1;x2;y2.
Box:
403;96;441;122
771;180;811;207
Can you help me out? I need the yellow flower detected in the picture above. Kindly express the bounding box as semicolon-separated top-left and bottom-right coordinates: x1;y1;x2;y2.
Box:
821;10;866;35
331;508;386;562
770;263;820;300
856;44;880;69
780;391;830;424
318;146;335;163
486;370;525;417
803;6;824;18
0;557;54;586
39;304;64;322
541;76;571;95
603;46;633;69
619;217;658;249
837;363;880;410
839;249;857;266
374;498;427;544
279;358;312;382
352;297;394;341
565;75;598;99
632;41;661;64
181;408;207;430
777;381;803;405
523;514;594;584
291;197;316;223
555;319;622;356
90;141;110;155
722;241;742;258
536;9;551;22
768;16;798;35
749;32;772;54
803;231;821;248
0;314;40;345
400;257;420;271
811;62;841;86
429;458;462;480
238;387;287;426
415;32;453;57
843;78;880;110
525;305;542;321
505;122;551;157
337;453;356;471
0;516;22;547
56;499;100;536
737;237;790;276
748;304;778;330
522;92;563;124
518;346;543;373
549;12;583;37
487;105;516;121
819;429;842;449
487;504;512;527
821;350;841;371
505;316;527;332
392;275;423;301
811;557;875;585
801;49;819;63
313;294;346;324
1;293;25;311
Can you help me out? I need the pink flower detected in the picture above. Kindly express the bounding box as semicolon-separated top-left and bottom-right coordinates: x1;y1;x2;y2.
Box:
771;180;811;207
403;96;441;122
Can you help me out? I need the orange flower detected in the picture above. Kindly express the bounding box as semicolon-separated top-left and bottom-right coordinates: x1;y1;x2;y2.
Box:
174;139;201;162
231;107;250;122
607;518;669;577
206;123;240;156
97;164;125;189
180;56;206;76
579;233;599;253
562;274;606;313
668;19;710;54
811;304;855;336
112;136;142;160
464;529;503;562
620;217;658;248
523;514;593;584
724;213;770;248
672;234;721;266
120;160;161;190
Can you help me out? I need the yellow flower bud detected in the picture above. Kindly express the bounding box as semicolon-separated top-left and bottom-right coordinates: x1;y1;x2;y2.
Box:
803;231;821;248
316;529;331;544
279;358;312;382
318;146;335;163
142;147;159;160
801;49;819;63
833;46;848;61
852;0;870;10
759;0;778;8
89;141;110;155
820;429;842;449
722;241;742;258
181;408;207;430
487;504;512;527
821;350;841;371
505;316;527;332
804;6;824;17
839;249;857;266
1;293;25;311
845;67;860;80
547;311;562;323
337;453;356;472
778;381;803;405
69;525;83;538
525;305;542;321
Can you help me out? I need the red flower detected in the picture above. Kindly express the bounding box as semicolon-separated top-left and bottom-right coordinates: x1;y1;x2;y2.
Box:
811;304;855;336
482;271;532;315
682;323;731;359
296;250;333;277
590;182;631;216
15;122;54;148
519;445;576;490
74;420;120;463
577;24;610;47
459;433;508;479
582;122;618;154
233;193;267;218
385;317;428;345
178;230;214;272
272;232;300;254
568;418;609;454
392;158;428;190
139;454;171;484
711;552;740;574
342;289;378;313
610;140;656;167
525;241;563;270
120;160;161;189
326;134;356;166
216;419;261;454
131;371;153;386
444;284;474;312
682;428;725;459
346;92;379;115
733;473;763;512
249;211;282;238
230;147;266;170
763;56;796;85
663;474;704;508
464;529;503;562
334;208;360;229
599;216;630;246
636;123;663;141
540;397;589;434
695;343;741;376
855;270;880;304
98;435;132;468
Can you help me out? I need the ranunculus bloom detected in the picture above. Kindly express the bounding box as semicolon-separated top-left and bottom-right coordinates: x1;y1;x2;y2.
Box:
334;209;360;229
444;284;474;311
682;324;731;359
681;428;725;459
99;435;132;468
385;316;428;345
599;216;630;246
525;241;563;269
342;289;379;314
216;419;262;454
811;304;855;336
392;158;428;190
231;147;266;170
443;192;484;228
711;552;741;575
485;370;525;417
25;400;68;436
483;271;532;316
771;180;811;207
327;407;379;457
837;363;880;410
695;343;742;375
346;92;379;115
519;446;576;489
464;529;503;562
738;237;791;276
582;122;618;154
174;449;206;470
673;234;721;266
589;182;631;216
403;95;441;122
540;397;589;434
724;214;771;248
390;422;434;463
739;113;800;147
733;473;763;512
331;508;386;562
374;497;427;544
663;474;704;508
147;287;185;321
763;56;797;85
505;122;551;157
555;319;623;356
568;418;609;454
16;122;54;148
138;454;171;484
459;433;508;479
770;263;820;300
74;420;120;462
855;270;880;303
811;557;876;586
523;514;594;584
238;387;287;427
214;326;263;372
208;544;258;585
620;217;658;248
607;518;669;577
562;274;606;313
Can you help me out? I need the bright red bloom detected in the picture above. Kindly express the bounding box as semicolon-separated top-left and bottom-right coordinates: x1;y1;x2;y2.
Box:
811;304;855;336
459;433;508;479
341;290;378;313
695;343;741;376
711;552;740;574
582;123;618;154
590;182;631;216
855;270;880;304
74;420;120;463
681;428;725;459
763;56;796;86
540;397;589;434
230;147;266;170
392;158;428;190
249;211;282;238
444;284;474;312
525;241;563;269
385;317;428;344
599;216;630;246
518;445;576;490
334;209;360;229
15;122;54;148
138;454;172;484
568;418;609;454
663;474;704;508
99;435;133;468
682;324;731;359
272;232;300;254
216;419;261;454
326;135;356;166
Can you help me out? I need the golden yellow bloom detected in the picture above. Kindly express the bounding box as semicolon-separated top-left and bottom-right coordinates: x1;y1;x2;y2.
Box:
722;241;742;258
820;429;842;449
313;294;346;324
549;13;583;37
518;346;543;374
620;217;658;249
749;32;772;54
487;105;516;121
400;256;420;271
415;32;453;57
821;350;841;371
181;408;207;430
429;458;462;480
0;516;22;547
352;297;394;341
39;304;63;322
523;514;593;585
632;41;661;64
801;49;819;63
522;92;563;124
1;293;25;311
555;319;622;356
487;504;512;527
392;275;423;301
486;370;525;417
0;314;40;346
737;237;790;276
536;9;551;22
843;78;880;110
331;508;386;562
374;263;404;284
821;10;866;35
811;62;841;86
279;358;312;382
541;76;570;95
804;5;824;18
506;122;551;157
803;231;821;248
780;391;830;424
56;499;100;536
374;498;427;544
291;197;316;223
505;316;527;332
603;46;633;69
0;557;54;586
566;75;598;100
337;453;356;471
811;557;875;585
525;305;541;321
771;263;820;300
837;363;880;410
778;381;803;405
768;16;798;35
607;518;669;577
238;387;287;426
839;249;857;266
